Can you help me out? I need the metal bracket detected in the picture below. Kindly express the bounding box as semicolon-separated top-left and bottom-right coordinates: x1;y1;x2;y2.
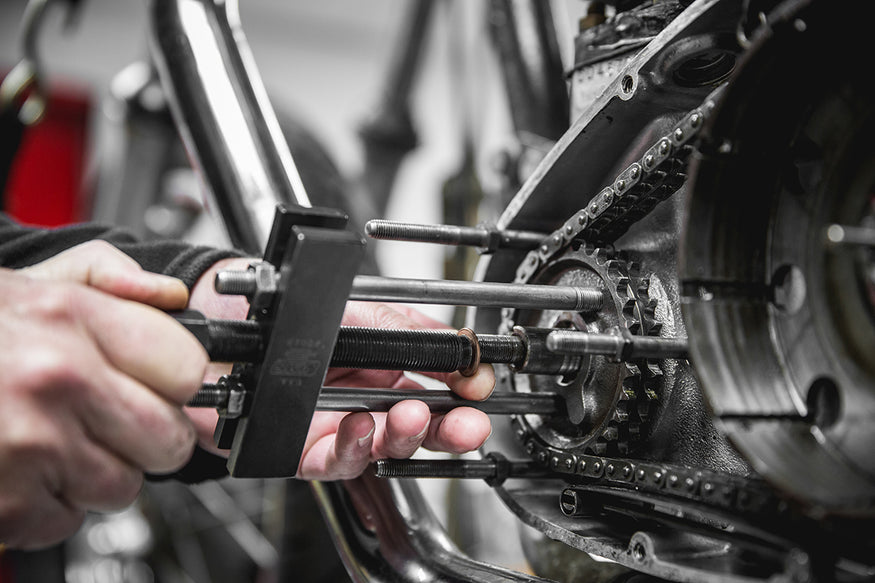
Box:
213;204;365;478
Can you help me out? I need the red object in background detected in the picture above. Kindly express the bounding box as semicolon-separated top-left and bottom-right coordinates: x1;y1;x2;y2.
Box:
4;82;92;228
0;548;11;583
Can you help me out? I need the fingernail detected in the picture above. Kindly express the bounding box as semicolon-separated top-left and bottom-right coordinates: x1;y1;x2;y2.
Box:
408;423;429;443
357;426;375;447
152;274;188;291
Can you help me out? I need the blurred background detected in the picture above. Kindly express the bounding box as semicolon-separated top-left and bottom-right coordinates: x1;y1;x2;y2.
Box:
0;0;588;307
0;1;590;581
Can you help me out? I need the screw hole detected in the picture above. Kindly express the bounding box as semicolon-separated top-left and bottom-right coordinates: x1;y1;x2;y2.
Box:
807;377;841;429
632;542;646;562
621;75;634;94
771;264;806;314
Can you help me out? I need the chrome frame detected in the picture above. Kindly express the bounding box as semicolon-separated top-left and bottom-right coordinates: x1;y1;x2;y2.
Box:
147;1;551;581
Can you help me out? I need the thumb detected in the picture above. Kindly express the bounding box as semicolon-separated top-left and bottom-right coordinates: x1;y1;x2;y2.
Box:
21;241;190;310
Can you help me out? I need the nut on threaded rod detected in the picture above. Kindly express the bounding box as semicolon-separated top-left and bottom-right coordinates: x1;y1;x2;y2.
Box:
365;219;546;251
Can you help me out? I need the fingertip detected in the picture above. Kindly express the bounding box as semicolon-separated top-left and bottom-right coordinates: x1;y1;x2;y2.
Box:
142;275;190;311
429;408;492;454
449;364;496;401
386;400;431;436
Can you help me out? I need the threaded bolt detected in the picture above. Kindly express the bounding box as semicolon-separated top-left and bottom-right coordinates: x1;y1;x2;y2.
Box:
375;459;497;479
215;270;258;296
478;334;527;367
331;328;473;372
187;383;228;408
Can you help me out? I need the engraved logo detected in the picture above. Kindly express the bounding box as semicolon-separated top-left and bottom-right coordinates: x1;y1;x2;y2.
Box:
269;338;325;377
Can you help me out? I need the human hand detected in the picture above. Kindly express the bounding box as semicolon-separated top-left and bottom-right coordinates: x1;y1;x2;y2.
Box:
185;258;494;481
0;242;208;549
299;301;494;480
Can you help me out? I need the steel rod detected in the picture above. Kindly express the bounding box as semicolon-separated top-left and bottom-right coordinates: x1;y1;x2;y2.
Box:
374;455;551;481
349;275;603;311
365;219;546;250
826;224;875;248
188;384;564;416
546;330;689;360
215;269;603;313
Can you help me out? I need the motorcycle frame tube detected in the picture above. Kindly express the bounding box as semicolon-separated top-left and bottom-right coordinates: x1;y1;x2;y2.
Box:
146;1;550;581
148;0;310;254
313;475;556;583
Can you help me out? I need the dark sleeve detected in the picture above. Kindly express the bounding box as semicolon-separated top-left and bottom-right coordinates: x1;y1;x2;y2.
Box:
0;213;244;287
0;213;243;483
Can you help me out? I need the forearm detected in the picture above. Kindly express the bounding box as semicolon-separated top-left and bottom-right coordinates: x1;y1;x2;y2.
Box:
0;213;243;289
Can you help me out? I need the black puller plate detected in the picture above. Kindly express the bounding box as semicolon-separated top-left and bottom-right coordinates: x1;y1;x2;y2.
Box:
219;205;365;478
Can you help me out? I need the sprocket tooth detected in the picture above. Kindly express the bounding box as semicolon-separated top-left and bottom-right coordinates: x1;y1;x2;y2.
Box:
638;390;658;422
607;260;626;279
622;297;639;319
595;247;612;264
626;261;642;278
601;426;619;442
637;276;651;294
643;361;664;381
506;232;664;463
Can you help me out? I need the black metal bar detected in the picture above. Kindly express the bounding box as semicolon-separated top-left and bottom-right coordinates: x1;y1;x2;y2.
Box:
188;385;563;417
374;453;552;483
315;387;563;415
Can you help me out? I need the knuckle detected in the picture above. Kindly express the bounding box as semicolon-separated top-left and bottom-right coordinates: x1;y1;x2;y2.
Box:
3;419;65;468
161;419;197;471
68;240;133;268
26;281;80;323
20;348;88;398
